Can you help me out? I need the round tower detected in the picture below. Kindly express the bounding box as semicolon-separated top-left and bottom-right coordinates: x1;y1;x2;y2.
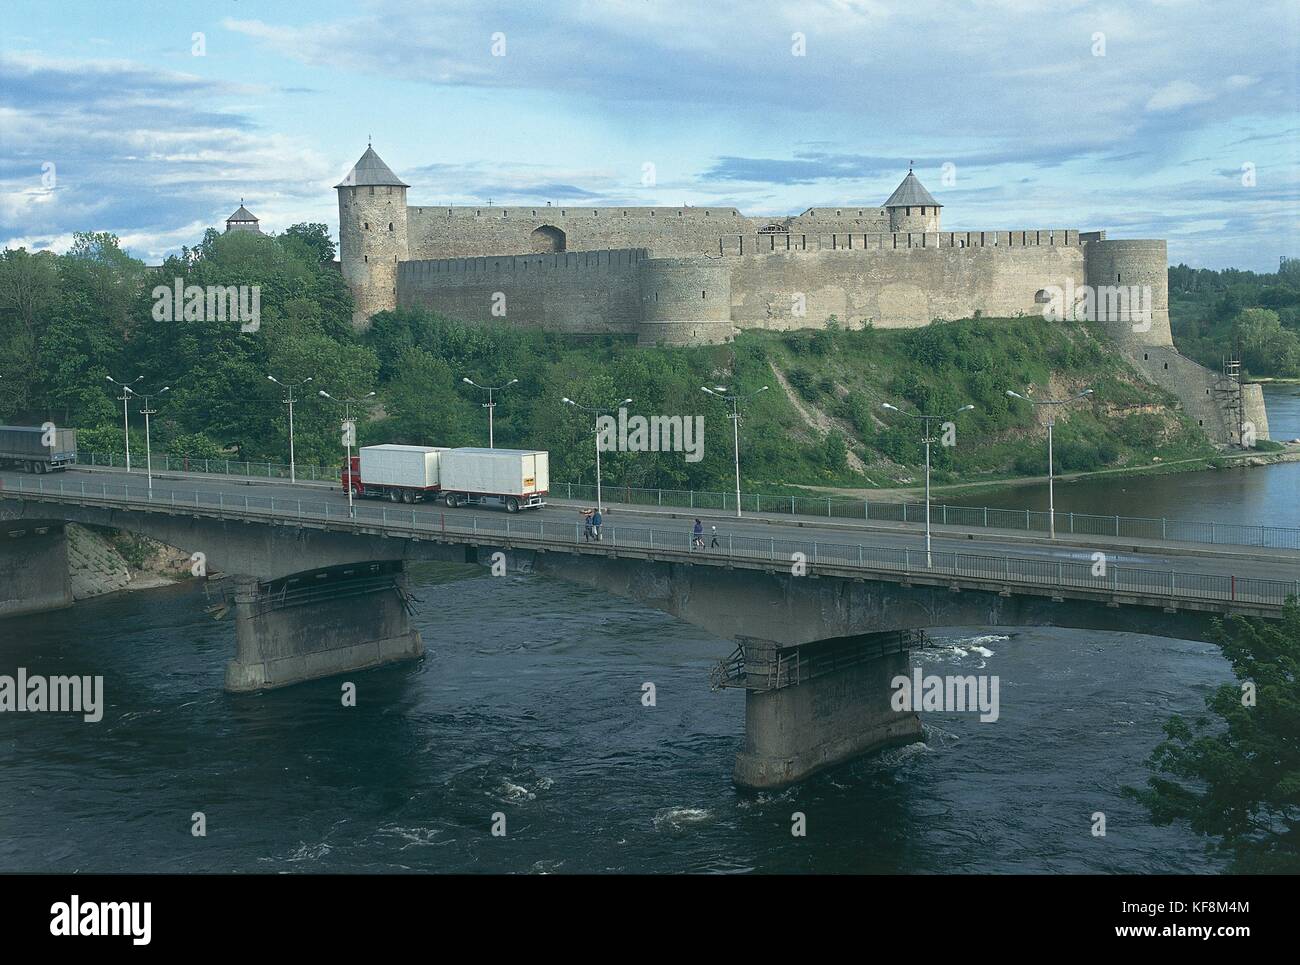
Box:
336;145;410;328
637;258;733;346
884;166;941;233
1083;239;1171;348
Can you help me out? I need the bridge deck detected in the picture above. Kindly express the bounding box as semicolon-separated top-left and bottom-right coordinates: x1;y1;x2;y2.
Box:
4;473;1294;619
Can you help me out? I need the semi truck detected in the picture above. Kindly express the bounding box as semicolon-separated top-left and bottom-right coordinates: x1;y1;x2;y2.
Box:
342;444;447;503
0;425;78;473
341;444;548;512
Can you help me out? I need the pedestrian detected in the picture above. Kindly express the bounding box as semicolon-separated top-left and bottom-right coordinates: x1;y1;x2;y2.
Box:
692;518;704;550
710;525;719;549
592;507;603;541
582;508;594;542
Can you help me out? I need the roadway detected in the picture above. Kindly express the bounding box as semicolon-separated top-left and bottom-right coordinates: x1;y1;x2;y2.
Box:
5;466;1297;585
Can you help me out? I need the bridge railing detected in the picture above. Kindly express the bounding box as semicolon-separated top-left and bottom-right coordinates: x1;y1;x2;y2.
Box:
78;451;338;483
555;482;1300;550
72;451;1300;550
8;474;1298;610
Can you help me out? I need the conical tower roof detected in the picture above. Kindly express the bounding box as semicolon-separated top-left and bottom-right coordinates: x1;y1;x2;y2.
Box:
335;145;410;188
884;169;941;208
227;203;258;222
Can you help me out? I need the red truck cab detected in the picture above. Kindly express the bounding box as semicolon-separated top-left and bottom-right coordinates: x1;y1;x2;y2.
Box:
341;455;363;495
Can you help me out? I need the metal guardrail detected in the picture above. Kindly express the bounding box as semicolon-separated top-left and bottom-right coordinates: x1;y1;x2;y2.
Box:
555;482;1300;551
73;451;1300;551
8;474;1297;611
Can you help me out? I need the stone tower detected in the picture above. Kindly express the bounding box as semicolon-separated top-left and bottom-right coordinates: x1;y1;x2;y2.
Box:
225;201;261;234
336;145;410;328
884;167;941;233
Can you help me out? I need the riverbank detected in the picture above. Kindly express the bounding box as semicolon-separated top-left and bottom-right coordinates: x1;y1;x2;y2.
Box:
66;523;191;601
807;443;1300;502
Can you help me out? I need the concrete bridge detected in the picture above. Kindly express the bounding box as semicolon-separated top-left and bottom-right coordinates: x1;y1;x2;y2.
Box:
3;469;1295;789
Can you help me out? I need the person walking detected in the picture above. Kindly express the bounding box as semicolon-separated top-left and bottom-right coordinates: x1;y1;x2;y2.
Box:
582;508;594;542
692;518;704;550
710;525;719;549
591;507;603;541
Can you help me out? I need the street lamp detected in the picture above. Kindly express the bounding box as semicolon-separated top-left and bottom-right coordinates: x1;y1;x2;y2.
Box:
319;390;375;517
880;401;975;567
562;396;631;513
105;375;143;471
701;384;769;518
462;377;518;448
1005;387;1094;539
268;374;313;483
135;386;170;496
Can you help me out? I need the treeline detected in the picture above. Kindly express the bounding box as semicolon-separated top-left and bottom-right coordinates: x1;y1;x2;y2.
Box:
0;225;1220;493
1169;257;1300;378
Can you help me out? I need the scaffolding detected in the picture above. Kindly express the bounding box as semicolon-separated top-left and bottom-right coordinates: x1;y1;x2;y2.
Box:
1214;351;1246;447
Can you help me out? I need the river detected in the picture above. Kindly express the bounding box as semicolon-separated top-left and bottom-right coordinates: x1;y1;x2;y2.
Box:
0;388;1295;873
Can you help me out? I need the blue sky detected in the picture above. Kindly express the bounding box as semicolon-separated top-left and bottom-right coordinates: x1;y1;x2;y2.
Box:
1;0;1296;271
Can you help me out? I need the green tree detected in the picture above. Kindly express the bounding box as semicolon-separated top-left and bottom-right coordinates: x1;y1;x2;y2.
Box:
1125;600;1300;872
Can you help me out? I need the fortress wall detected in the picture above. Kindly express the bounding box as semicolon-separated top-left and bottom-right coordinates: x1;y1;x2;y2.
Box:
728;244;1087;330
788;209;890;233
406;206;764;260
396;249;648;335
403;205;901;260
1126;346;1249;441
719;229;1079;255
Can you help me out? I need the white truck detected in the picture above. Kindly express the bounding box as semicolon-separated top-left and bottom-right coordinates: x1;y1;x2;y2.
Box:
439;448;548;513
347;444;448;503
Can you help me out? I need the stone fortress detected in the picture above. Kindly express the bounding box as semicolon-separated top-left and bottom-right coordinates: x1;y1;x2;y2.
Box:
328;145;1269;445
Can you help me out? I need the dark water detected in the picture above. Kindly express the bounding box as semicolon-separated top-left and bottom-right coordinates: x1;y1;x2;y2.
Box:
0;570;1229;873
1;387;1295;874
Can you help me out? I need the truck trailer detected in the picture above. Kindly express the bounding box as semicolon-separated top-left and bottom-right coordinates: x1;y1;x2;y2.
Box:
439;448;548;512
343;444;448;503
0;425;78;473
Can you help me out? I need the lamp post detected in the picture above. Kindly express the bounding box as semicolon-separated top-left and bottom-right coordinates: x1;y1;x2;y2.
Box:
701;384;769;518
319;390;375;517
105;375;143;471
880;401;975;567
562;396;632;513
135;386;170;496
1005;388;1094;539
268;374;313;483
462;377;518;448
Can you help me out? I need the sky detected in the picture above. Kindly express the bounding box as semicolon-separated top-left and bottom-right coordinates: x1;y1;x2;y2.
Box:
1;0;1297;271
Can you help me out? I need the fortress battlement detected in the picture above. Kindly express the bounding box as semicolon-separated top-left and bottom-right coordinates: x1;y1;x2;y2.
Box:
718;229;1084;255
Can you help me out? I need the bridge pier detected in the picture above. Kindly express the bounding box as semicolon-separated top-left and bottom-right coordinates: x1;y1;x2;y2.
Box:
718;631;923;790
0;522;72;619
224;561;423;692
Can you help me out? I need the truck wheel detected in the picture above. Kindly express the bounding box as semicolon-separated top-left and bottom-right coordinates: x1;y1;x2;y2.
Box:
445;493;459;509
506;497;520;513
388;489;401;503
402;490;415;504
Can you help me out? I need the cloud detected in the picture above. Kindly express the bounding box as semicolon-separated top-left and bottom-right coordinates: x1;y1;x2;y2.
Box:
1145;80;1213;112
0;50;335;261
